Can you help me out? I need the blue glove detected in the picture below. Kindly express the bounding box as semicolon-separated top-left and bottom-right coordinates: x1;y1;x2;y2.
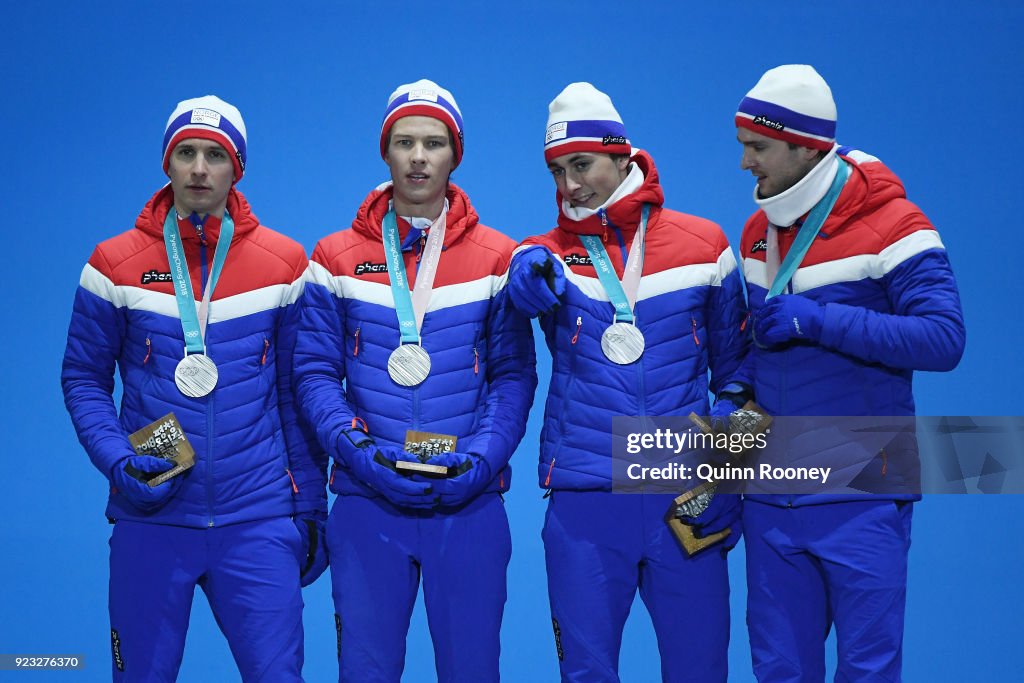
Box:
294;510;329;587
334;429;435;509
423;451;494;508
508;246;566;317
677;493;742;549
708;395;743;433
754;294;825;347
111;455;182;513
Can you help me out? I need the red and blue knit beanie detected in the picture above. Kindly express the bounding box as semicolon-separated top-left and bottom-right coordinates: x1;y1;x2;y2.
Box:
736;65;836;151
380;79;464;167
162;95;247;182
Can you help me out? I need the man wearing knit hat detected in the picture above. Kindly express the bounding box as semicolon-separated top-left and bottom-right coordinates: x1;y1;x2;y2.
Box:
507;82;749;682
293;79;536;682
734;65;965;681
61;95;328;682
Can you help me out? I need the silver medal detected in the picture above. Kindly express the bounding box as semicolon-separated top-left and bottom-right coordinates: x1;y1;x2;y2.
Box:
601;322;645;365
388;344;431;386
174;354;219;397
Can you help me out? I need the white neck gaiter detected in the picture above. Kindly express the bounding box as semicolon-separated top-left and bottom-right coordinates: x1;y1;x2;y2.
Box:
755;145;839;227
399;197;449;233
562;162;645;222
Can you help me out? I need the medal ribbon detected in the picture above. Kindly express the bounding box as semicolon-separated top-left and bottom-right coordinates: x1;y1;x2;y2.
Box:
579;204;650;323
765;160;850;300
163;210;235;354
382;202;447;344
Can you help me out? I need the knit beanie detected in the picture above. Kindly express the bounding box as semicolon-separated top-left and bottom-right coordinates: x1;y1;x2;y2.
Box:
380;79;464;166
544;82;631;162
735;65;836;151
162;95;247;181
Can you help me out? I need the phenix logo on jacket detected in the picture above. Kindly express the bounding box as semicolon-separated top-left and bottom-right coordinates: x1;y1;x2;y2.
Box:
293;182;537;498
61;186;327;526
520;151;749;490
737;148;966;507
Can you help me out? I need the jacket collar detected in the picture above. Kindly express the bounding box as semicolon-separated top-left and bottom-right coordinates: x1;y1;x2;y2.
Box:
352;181;478;248
135;185;260;243
555;150;665;236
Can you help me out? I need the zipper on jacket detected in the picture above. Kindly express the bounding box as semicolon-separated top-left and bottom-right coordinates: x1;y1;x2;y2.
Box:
691;317;701;346
199;237;216;527
286;468;299;493
571;316;582;345
598;209;610;243
598;209;630;263
261;338;270;366
473;346;479;374
612;225;628;264
143;337;152;365
412;384;421;431
776;293;791;506
353;327;361;357
415;233;426;265
740;312;750;333
544;458;556;488
636;353;647;418
200;235;209;296
206;390;215;527
195;217;208;248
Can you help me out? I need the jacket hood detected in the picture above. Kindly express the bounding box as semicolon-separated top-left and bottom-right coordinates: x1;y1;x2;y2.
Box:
351;181;479;247
135;185;261;243
555;150;666;236
826;152;908;228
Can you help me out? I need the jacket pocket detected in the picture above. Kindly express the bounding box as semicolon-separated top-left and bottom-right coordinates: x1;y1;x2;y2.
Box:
555;315;581;439
471;323;485;377
350;325;362;365
257;336;273;393
136;331;157;391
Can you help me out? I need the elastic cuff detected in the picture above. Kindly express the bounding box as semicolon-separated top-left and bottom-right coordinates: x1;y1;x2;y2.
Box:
107;453;135;480
817;302;840;348
334;428;374;465
717;383;754;406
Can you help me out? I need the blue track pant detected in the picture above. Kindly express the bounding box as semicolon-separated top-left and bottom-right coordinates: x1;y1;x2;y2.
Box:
744;499;913;683
327;493;511;683
543;491;732;683
108;517;305;682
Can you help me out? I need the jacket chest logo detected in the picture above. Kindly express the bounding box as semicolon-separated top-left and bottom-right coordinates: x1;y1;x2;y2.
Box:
750;239;768;254
141;269;173;285
563;253;593;267
355;261;388;276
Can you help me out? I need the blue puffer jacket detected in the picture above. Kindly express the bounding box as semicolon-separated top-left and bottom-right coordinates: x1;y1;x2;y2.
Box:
293;183;537;498
738;149;966;507
61;186;327;526
520;151;749;490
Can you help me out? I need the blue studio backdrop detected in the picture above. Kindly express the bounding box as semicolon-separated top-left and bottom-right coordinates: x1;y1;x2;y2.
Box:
2;1;1021;681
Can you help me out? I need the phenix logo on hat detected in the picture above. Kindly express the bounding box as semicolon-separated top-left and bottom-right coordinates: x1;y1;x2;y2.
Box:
544;82;632;162
380;79;464;167
162;95;248;182
735;65;837;152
